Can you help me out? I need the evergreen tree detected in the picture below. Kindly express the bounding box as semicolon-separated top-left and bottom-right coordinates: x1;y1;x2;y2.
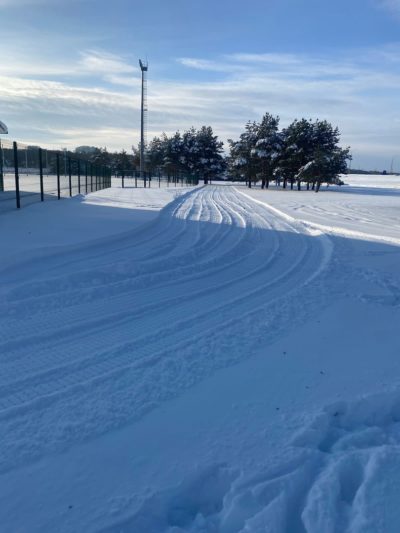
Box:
278;118;350;190
252;113;282;189
228;121;259;188
147;137;164;174
279;119;315;189
194;126;225;184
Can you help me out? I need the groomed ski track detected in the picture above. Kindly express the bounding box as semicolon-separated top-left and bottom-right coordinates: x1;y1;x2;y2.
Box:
0;185;331;473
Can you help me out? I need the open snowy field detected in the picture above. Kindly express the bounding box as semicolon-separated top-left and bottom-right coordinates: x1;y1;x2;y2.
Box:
1;176;400;532
238;173;400;242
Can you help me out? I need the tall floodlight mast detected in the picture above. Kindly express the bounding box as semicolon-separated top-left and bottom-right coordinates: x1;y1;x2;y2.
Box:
139;59;148;187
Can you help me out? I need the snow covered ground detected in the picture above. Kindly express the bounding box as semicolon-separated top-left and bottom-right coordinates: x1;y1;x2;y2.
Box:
0;175;400;532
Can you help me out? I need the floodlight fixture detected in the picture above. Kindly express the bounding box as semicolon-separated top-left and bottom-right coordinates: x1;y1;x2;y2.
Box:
139;59;148;72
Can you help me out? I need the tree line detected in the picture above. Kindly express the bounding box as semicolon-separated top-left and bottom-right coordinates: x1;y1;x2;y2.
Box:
70;112;350;191
72;126;225;183
228;113;351;192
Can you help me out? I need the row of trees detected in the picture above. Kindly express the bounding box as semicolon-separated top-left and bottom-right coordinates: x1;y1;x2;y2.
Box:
228;114;351;192
139;126;225;184
72;113;350;191
74;126;225;183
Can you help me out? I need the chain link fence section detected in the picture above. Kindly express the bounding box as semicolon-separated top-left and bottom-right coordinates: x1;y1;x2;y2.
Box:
0;140;112;213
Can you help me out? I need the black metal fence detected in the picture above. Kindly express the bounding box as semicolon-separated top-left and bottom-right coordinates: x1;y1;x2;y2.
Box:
116;170;199;189
0;140;112;212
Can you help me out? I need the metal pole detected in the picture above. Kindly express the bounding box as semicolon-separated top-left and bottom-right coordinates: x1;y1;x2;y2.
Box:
13;141;20;208
78;160;81;194
139;59;148;188
0;140;4;192
140;68;145;188
39;147;44;201
68;157;72;196
56;153;61;199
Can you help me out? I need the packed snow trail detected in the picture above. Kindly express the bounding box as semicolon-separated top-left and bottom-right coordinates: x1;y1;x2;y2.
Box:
0;185;330;473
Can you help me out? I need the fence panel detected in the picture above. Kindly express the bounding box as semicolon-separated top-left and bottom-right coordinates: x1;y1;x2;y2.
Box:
114;170;199;189
0;141;112;213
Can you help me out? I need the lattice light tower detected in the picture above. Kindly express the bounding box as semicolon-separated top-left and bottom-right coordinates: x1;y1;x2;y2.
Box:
139;59;148;187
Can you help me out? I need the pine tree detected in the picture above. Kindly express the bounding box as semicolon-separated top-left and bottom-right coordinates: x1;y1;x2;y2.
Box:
252;113;282;189
279;119;315;189
228;121;259;188
194;126;225;184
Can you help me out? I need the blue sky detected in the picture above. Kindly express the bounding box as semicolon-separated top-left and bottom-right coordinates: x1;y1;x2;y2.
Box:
0;0;399;170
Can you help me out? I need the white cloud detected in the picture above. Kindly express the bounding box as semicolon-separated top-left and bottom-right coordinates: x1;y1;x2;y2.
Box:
228;53;302;66
0;47;139;91
377;0;400;14
79;50;135;75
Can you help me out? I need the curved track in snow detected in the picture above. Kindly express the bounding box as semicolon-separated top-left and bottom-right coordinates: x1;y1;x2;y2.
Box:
0;185;331;472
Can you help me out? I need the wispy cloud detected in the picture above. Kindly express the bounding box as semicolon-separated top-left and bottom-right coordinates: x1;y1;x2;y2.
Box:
79;50;135;76
0;47;138;86
377;0;400;14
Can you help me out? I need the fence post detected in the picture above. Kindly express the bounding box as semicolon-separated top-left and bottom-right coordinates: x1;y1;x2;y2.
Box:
56;152;61;199
68;157;72;196
85;162;88;194
122;170;125;188
0;140;4;192
39;147;44;201
13;141;21;209
78;160;81;194
90;164;93;192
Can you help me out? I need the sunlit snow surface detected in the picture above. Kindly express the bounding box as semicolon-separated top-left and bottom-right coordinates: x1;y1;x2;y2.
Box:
0;176;400;532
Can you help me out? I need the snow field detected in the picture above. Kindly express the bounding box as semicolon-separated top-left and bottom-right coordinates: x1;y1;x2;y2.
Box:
0;176;400;532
